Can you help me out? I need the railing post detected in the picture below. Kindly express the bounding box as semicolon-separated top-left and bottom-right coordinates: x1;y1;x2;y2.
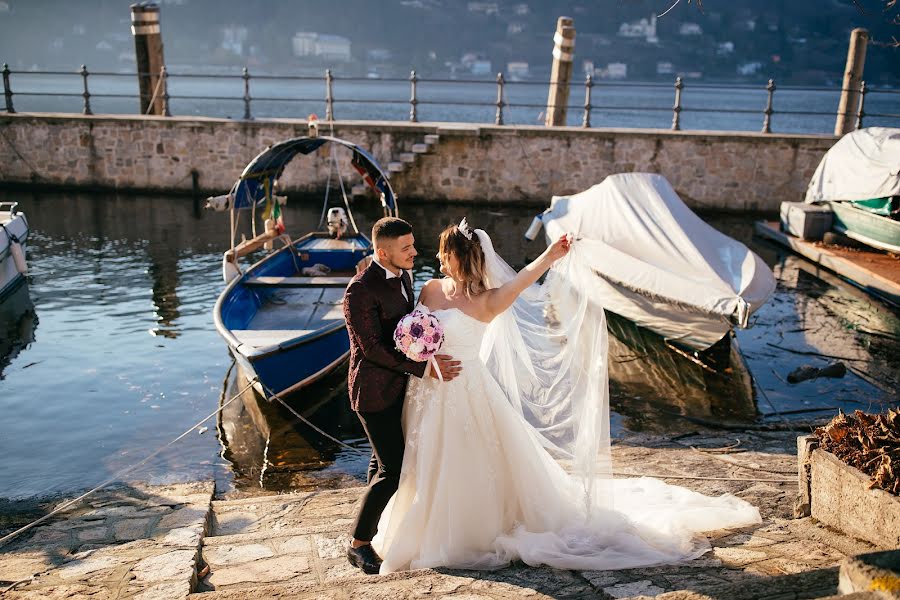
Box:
762;78;775;134
835;28;868;136
671;76;683;131
409;70;418;123
161;65;171;116
3;63;14;113
495;72;505;125
242;67;252;120
582;73;593;128
79;65;93;115
325;69;334;121
855;80;867;130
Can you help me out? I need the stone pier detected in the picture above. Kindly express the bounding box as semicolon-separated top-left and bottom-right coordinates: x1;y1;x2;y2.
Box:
0;114;836;211
2;429;891;599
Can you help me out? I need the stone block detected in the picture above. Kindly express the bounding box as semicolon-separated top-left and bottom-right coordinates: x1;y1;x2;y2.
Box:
839;550;900;598
806;447;900;549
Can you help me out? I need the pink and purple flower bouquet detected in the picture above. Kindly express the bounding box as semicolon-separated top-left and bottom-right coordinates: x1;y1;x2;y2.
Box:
394;309;444;363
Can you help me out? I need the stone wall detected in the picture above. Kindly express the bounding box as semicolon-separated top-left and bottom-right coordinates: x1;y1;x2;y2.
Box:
0;113;838;210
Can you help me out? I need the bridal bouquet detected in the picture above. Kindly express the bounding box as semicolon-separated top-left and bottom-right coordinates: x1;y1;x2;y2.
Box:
394;309;445;379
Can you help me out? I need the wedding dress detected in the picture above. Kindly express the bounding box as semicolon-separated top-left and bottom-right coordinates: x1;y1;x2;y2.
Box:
373;228;762;573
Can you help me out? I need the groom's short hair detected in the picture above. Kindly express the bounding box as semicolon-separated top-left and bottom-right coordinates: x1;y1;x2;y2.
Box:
372;217;413;246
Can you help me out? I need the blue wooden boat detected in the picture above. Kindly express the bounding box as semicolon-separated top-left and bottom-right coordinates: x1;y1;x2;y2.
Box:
211;136;399;399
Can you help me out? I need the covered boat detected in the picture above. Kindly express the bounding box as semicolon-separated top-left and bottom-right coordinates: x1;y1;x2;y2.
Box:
533;173;775;352
0;201;28;302
212;135;398;399
805;127;900;253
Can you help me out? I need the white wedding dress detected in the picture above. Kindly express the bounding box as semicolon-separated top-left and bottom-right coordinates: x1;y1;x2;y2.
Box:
373;305;762;574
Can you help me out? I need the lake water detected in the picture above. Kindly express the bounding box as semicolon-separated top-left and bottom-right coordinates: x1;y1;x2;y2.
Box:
5;73;899;133
0;191;897;504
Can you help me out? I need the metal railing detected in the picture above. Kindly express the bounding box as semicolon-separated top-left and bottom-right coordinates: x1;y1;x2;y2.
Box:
2;63;898;133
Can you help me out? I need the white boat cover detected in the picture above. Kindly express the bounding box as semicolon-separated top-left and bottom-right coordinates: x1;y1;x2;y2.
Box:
542;173;775;350
805;127;900;203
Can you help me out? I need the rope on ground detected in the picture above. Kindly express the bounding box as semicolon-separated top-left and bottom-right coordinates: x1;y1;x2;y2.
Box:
614;471;796;483
260;381;369;456
688;446;798;475
0;375;259;549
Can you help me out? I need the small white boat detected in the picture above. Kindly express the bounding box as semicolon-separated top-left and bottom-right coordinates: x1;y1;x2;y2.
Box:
0;201;29;302
530;173;776;352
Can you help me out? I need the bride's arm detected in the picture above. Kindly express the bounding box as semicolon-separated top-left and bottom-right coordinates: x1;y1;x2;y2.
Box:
484;234;571;318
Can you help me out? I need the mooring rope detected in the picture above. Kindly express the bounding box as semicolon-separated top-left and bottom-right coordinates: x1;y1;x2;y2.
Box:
259;381;368;456
0;375;259;549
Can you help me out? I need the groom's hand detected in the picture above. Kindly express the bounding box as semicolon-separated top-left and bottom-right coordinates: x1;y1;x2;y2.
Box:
430;354;462;382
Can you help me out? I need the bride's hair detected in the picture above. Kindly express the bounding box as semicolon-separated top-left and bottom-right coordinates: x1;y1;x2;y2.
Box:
439;223;487;297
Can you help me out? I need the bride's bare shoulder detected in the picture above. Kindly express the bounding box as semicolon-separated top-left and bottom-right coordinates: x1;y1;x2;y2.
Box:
418;278;446;303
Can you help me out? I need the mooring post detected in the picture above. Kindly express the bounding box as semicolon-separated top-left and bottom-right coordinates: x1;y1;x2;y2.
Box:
762;78;775;134
671;76;683;131
834;28;867;136
130;2;167;115
409;70;418;123
855;80;867;130
545;16;575;127
582;74;593;128
495;72;505;125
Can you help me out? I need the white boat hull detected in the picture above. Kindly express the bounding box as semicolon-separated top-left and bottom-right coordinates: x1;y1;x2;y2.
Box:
0;206;29;300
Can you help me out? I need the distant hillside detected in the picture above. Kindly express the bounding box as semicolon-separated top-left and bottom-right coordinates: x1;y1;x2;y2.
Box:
0;0;896;84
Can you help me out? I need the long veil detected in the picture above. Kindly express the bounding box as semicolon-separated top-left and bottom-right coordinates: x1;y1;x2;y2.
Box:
474;228;614;511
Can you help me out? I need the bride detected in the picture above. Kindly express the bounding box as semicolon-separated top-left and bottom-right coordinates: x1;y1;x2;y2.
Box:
372;218;761;574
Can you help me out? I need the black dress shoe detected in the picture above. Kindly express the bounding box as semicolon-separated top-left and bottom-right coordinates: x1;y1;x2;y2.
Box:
347;543;382;575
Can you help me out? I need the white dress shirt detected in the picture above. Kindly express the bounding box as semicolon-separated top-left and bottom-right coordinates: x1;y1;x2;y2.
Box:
372;257;409;302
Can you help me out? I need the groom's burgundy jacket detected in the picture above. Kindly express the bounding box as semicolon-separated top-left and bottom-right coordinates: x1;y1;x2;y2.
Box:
344;262;427;412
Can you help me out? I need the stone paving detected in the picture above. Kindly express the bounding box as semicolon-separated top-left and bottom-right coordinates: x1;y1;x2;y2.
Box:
1;431;887;599
0;481;213;599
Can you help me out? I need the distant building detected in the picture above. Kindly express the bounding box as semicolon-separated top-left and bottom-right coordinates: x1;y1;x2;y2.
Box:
683;71;703;79
96;40;114;52
0;2;10;12
467;2;499;15
471;59;492;76
292;32;352;62
367;48;393;63
293;33;317;57
507;61;530;80
582;60;594;77
222;25;248;56
618;14;657;44
739;18;757;32
513;3;529;15
737;62;763;76
656;61;674;75
316;35;352;62
717;41;734;55
605;62;627;79
72;24;86;35
679;23;702;36
507;22;525;35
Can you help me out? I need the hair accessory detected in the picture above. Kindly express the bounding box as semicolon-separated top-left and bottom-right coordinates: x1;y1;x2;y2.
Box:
458;217;474;241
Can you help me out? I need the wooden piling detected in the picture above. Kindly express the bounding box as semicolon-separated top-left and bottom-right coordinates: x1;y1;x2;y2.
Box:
131;3;167;116
834;28;867;136
545;17;575;127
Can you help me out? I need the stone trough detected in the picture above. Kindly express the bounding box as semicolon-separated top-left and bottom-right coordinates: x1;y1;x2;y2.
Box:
796;435;900;550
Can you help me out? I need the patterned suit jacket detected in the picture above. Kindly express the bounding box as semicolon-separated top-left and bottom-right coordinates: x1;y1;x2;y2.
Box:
344;262;427;412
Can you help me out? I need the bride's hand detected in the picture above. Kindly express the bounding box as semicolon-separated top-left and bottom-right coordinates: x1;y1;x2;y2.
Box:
546;234;572;263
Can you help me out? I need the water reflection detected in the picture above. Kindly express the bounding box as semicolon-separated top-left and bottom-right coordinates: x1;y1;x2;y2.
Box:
0;282;38;380
1;190;897;501
218;363;368;494
606;312;756;433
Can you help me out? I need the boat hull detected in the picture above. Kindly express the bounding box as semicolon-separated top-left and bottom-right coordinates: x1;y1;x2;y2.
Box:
0;211;28;302
829;201;900;254
214;232;371;400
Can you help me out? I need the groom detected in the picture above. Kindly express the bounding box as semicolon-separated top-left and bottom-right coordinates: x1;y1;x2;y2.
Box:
343;217;461;575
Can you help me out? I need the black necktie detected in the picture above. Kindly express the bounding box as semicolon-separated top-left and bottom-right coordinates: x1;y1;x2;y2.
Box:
401;271;413;306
